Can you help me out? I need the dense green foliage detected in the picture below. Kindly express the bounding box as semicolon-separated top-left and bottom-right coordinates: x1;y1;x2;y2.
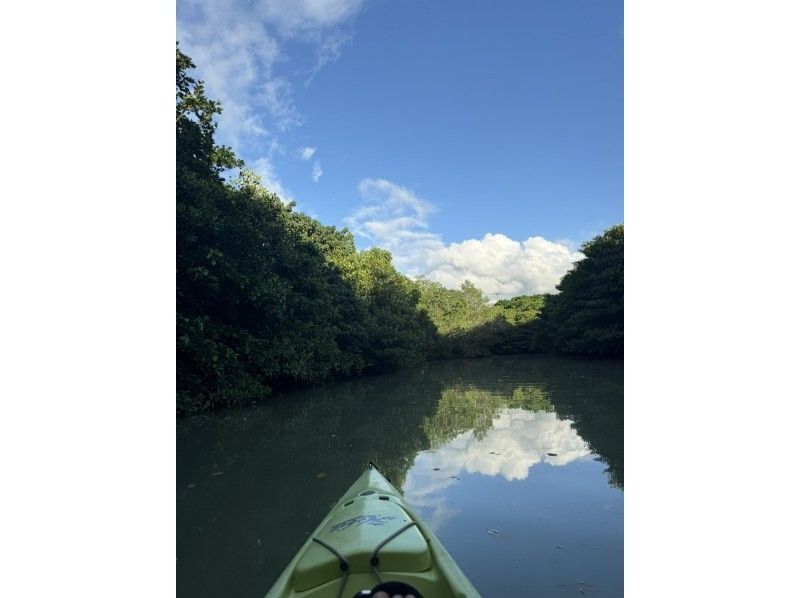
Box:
537;225;624;357
177;47;434;413
176;47;623;414
415;280;546;357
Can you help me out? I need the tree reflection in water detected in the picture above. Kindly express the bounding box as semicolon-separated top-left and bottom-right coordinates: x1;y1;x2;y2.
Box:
177;355;622;598
419;355;623;488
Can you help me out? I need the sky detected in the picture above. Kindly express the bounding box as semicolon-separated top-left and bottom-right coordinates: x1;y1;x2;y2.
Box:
177;0;623;299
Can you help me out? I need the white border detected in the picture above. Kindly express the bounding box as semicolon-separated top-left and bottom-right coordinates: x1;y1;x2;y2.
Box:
2;0;799;595
626;0;800;595
1;1;176;595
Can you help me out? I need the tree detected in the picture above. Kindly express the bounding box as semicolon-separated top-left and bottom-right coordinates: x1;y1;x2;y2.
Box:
176;47;440;413
176;45;241;177
538;225;623;357
351;249;436;369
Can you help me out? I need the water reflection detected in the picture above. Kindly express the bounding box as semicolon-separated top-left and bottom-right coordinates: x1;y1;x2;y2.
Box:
420;408;590;481
405;408;592;530
424;357;624;489
403;377;596;534
177;355;623;598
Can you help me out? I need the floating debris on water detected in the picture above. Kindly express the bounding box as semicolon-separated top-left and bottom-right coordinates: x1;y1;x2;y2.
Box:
557;582;596;596
556;582;597;596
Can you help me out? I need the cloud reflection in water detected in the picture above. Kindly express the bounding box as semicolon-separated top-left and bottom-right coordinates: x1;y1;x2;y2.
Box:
403;409;592;530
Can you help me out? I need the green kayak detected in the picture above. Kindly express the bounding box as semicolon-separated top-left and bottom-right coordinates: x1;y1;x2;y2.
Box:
266;463;480;598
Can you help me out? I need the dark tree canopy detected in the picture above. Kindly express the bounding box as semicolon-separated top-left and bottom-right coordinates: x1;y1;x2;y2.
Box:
538;225;624;357
176;48;435;414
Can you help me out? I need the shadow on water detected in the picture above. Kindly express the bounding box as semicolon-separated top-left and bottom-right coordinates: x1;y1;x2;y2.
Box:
177;355;622;598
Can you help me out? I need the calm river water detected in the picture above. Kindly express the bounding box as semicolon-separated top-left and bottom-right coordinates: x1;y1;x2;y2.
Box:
177;355;623;597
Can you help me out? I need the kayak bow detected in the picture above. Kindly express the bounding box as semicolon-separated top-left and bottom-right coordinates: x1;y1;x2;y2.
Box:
266;464;480;598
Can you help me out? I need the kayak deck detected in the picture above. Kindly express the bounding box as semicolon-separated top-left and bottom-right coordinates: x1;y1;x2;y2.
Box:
266;465;479;598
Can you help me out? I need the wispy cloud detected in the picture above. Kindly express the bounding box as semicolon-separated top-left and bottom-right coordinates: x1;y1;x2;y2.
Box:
298;146;317;160
306;30;354;85
345;178;441;270
177;0;366;196
312;160;323;182
346;178;584;299
176;14;280;149
258;0;366;36
253;157;292;203
261;77;303;131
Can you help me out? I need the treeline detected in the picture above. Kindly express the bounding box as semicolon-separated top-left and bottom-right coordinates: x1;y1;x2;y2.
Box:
416;223;624;360
416;280;546;358
176;47;623;414
177;48;435;414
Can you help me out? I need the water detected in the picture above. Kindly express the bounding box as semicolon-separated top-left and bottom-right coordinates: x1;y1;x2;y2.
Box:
177;355;623;597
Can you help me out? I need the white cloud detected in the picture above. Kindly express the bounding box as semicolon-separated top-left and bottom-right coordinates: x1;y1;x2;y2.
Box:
298;146;317;160
258;0;366;35
312;160;323;182
425;234;583;298
177;0;365;194
346;179;584;299
177;13;280;150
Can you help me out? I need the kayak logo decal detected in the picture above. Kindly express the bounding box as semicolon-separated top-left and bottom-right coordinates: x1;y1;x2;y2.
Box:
330;515;397;532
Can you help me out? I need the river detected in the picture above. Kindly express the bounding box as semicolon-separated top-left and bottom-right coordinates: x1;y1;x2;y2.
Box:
177;355;623;597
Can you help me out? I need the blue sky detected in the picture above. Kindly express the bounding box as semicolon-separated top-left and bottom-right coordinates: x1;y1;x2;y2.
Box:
177;0;622;298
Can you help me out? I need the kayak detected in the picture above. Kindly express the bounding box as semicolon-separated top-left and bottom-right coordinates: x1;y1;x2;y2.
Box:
266;463;480;598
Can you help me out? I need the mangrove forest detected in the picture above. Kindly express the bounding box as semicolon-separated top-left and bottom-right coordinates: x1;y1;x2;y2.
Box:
176;47;623;415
